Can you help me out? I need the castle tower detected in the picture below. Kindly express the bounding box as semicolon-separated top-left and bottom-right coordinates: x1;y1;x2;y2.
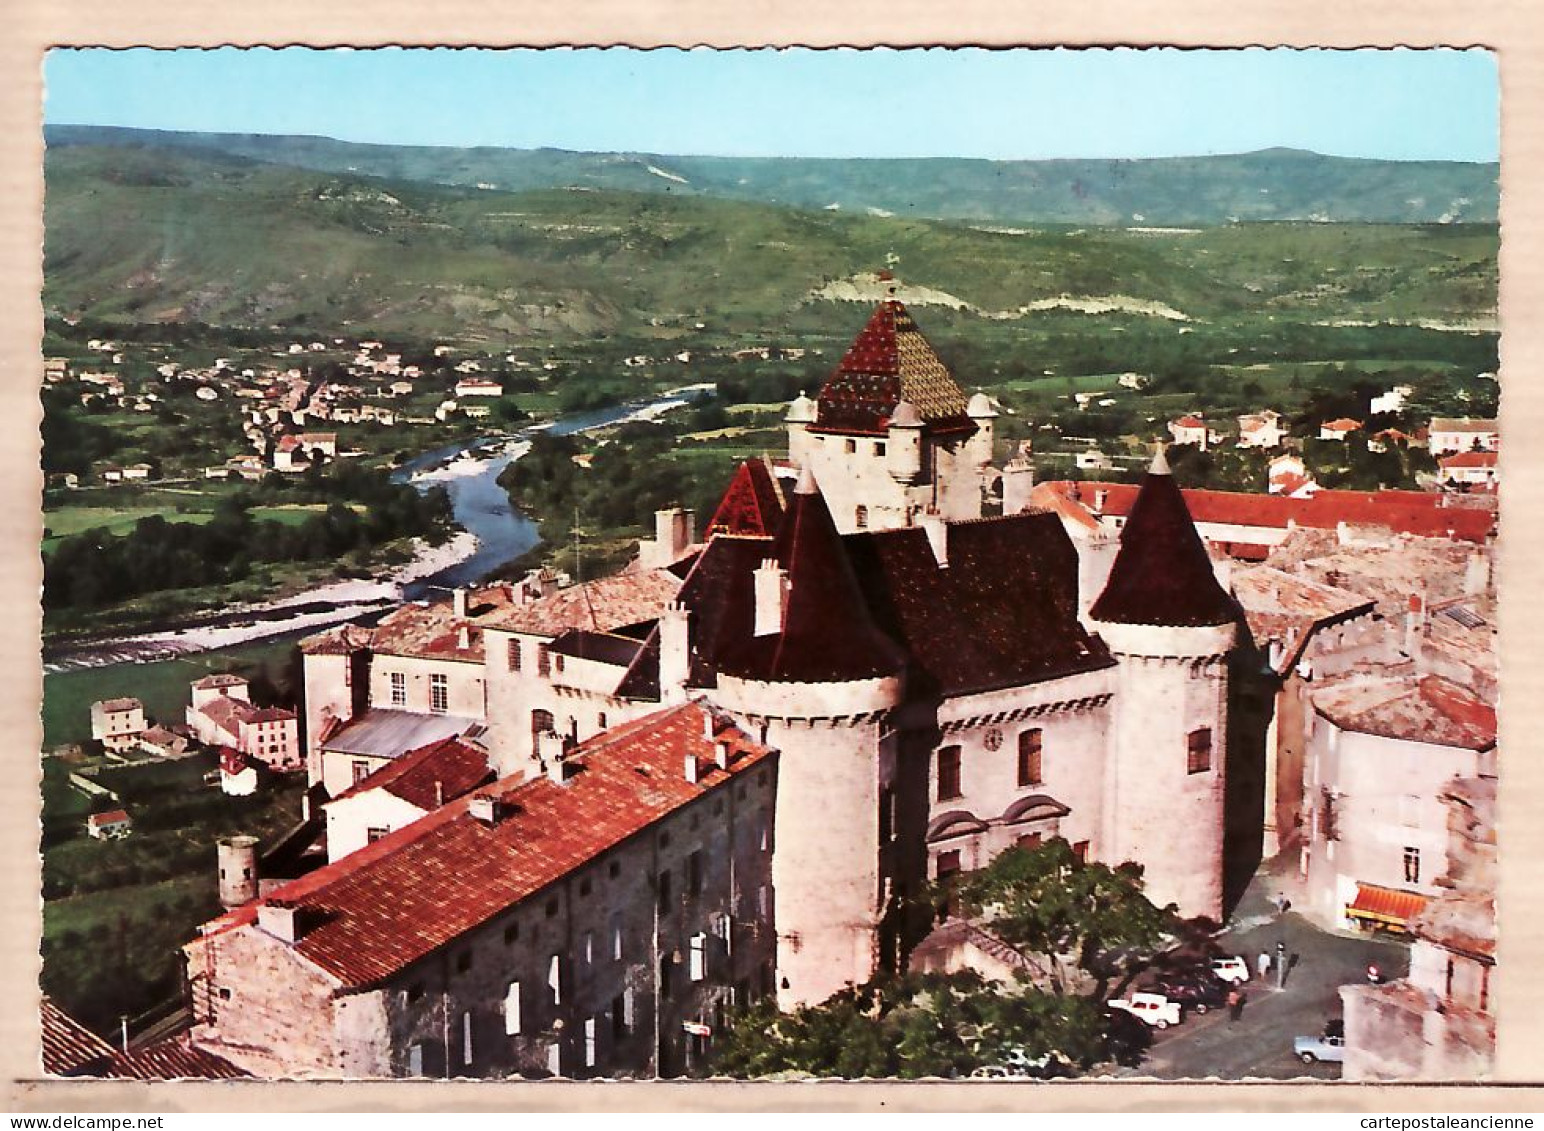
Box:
1090;449;1238;922
217;834;260;909
786;286;982;534
707;468;907;1008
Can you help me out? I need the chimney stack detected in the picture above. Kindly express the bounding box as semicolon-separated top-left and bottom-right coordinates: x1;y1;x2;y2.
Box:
920;510;949;567
658;604;691;704
715;740;731;770
457;625;471;650
1464;548;1491;597
452;588;468;618
753;560;788;636
684;753;700;785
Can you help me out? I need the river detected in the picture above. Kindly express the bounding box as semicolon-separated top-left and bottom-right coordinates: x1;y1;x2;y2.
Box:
42;385;713;673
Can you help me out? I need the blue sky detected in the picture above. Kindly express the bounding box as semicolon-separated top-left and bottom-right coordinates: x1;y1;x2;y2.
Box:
43;47;1498;163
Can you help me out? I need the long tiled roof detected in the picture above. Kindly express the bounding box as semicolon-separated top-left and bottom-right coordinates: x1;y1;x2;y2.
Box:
1037;481;1496;544
40;996;115;1077
485;569;682;637
812;299;972;436
199;702;773;988
107;1037;250;1080
321;709;478;760
327;735;494;811
1231;566;1376;671
1311;673;1496;750
1090;461;1239;628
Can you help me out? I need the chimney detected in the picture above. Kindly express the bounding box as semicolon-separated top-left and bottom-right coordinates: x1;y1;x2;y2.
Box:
715;740;731;770
1465;549;1491;596
659;604;691;703
434;780;445;808
753;560;788;636
469;794;498;824
1094;488;1108;513
684;753;700;785
538;730;568;770
457;625;471;650
257;900;309;944
920;510;948;567
1405;593;1427;660
1001;453;1035;516
702;709;716;740
452;588;468;618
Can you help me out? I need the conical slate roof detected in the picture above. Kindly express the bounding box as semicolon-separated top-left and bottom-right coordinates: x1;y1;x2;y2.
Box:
812;299;973;436
704;459;785;539
1089;456;1238;627
718;470;907;683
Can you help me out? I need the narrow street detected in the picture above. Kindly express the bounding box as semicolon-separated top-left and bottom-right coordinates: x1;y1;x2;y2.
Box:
1101;862;1410;1080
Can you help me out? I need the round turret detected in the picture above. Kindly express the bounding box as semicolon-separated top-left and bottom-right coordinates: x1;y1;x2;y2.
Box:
888;400;923;429
785;392;817;425
967;392;998;419
218;834;259;909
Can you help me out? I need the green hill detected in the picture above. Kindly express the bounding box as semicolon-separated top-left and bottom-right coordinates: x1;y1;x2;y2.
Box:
46;124;1498;227
43;143;1497;344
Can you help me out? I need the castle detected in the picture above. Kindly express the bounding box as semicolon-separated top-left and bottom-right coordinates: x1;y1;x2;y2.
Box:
183;294;1243;1078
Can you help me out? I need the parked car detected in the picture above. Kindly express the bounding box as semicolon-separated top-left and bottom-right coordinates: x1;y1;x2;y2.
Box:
1150;972;1230;1014
1106;991;1182;1029
1210;955;1251;984
1294;1020;1347;1064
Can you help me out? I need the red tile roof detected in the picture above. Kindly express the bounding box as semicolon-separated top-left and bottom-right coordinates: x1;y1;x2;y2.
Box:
107;1037;250;1080
192;673;248;690
1172;415;1206;429
40;996;115;1076
1322;418;1364;432
94;697;142;713
198;702;773;988
1036;481;1496;544
328;735;493;811
1089;462;1238;628
89;809;131;827
1347;884;1430;931
1312;673;1496;750
1439;451;1498;469
486;568;682;637
812;299;972;436
705;458;786;539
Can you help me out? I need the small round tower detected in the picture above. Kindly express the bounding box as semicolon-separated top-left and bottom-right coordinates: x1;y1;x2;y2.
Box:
884;400;925;485
1091;449;1238;922
710;468;907;1008
217;834;260;909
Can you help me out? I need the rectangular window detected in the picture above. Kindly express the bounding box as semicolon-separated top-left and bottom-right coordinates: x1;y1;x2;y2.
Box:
936;850;962;880
845;438;857;454
855;505;869;529
610;913;624;961
937;745;962;800
537;645;551;678
389;671;406;707
462;1010;474;1066
880;789;895;844
689;932;707;982
1404;846;1421;884
584;1017;597;1069
1072;840;1090;863
351;759;371;784
582;930;594;968
874;441;887;457
687;850;703;897
660;955;674;1000
1187;728;1212;775
658;869;672;910
504;981;522;1035
611;993;629;1039
1018;729;1044;787
507;638;522;671
548;954;563;1005
546;1042;561;1077
1016;832;1043;851
367;826;390;844
430;673;449;715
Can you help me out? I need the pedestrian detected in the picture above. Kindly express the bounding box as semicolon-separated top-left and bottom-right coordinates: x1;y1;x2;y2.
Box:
1227;987;1244;1022
1256;950;1271;979
1275;941;1289;989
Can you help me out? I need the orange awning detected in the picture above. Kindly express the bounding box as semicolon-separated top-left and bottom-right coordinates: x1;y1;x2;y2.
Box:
1346;884;1429;931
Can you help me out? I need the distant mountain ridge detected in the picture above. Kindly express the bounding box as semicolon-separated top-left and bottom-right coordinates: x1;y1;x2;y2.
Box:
44;124;1498;226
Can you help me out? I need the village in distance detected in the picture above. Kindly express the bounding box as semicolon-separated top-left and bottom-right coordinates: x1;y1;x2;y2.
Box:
37;94;1499;1084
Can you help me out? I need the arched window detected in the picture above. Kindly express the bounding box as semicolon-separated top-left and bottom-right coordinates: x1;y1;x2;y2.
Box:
1017;729;1043;786
1187;728;1212;774
532;709;556;740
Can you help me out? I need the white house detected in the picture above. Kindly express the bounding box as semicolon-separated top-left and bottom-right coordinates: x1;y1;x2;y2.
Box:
322;735;493;862
1429;418;1499;456
1438;451;1499;490
1320;418;1364;442
1168;415;1209;449
90;698;146;752
1371;385;1414;416
1237;410;1286;449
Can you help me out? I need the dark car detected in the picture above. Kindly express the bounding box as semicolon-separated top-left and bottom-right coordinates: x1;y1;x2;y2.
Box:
1150;972;1230;1014
1102;1007;1152;1067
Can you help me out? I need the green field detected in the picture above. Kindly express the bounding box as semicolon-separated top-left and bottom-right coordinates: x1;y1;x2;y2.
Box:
42;500;366;552
42;633;304;749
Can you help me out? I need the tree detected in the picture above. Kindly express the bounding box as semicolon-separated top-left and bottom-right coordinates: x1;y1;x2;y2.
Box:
950;838;1180;1000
